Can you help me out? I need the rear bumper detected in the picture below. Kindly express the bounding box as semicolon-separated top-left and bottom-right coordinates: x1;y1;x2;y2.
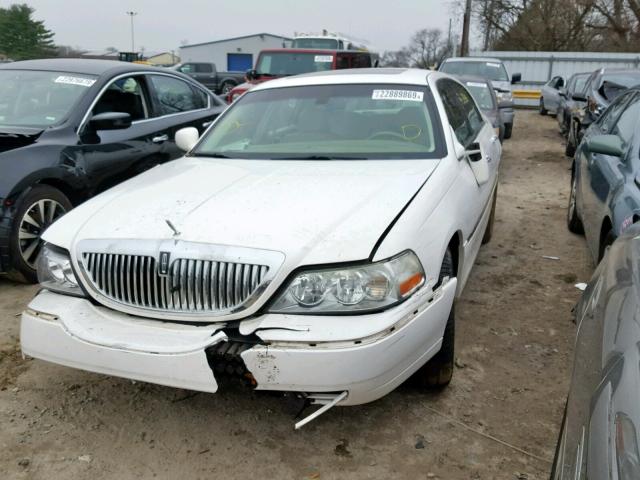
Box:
21;279;456;405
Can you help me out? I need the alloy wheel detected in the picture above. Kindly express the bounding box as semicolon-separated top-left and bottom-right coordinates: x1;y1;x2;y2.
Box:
18;199;67;268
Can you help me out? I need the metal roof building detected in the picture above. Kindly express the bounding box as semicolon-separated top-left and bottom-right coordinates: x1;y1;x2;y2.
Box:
179;33;292;72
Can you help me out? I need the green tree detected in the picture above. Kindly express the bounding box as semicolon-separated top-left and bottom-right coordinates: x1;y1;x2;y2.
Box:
0;4;55;60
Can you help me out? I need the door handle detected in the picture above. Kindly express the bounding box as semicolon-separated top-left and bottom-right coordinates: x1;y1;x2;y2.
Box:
152;134;169;143
202;120;213;128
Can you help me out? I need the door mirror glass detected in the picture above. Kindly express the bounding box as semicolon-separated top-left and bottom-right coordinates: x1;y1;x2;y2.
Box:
586;134;624;157
175;127;200;152
89;112;132;130
511;73;522;84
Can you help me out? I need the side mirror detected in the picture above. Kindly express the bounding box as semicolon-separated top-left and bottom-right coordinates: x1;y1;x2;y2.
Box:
175;127;200;152
89;112;132;131
586;134;624;157
245;69;258;81
511;73;522;84
451;129;489;185
572;93;587;102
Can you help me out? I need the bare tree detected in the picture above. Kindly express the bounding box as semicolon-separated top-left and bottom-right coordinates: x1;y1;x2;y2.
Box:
381;28;456;69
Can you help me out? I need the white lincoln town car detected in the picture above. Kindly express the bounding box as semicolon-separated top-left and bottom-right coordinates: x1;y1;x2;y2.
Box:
21;69;501;425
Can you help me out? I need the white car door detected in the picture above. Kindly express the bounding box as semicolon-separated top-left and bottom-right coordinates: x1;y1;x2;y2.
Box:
438;79;499;285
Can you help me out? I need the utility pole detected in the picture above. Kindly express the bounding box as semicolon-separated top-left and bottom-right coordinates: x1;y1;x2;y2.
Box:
460;0;472;57
447;18;452;55
126;11;137;52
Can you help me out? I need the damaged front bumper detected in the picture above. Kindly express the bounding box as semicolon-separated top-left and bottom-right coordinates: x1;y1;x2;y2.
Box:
21;278;456;408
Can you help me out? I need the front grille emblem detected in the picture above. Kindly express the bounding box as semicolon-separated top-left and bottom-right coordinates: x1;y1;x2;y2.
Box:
158;251;170;275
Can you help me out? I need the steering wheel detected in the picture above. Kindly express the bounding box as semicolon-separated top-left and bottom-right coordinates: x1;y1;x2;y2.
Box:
368;131;407;141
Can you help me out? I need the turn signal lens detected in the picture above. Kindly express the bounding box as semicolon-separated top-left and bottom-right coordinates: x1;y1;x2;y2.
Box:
399;272;425;297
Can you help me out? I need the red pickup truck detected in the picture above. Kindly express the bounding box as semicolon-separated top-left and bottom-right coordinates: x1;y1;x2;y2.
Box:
226;48;376;102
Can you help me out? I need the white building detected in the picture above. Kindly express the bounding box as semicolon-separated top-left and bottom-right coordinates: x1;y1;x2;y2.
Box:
179;33;291;72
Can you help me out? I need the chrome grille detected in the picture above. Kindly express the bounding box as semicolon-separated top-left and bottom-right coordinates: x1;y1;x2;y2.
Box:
82;253;269;313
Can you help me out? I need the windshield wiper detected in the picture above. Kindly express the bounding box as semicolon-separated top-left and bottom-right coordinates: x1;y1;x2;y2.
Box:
271;155;367;160
190;152;233;158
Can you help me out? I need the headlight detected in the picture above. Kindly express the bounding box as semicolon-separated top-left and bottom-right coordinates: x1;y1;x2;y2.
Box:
269;250;425;314
496;91;512;103
37;244;84;297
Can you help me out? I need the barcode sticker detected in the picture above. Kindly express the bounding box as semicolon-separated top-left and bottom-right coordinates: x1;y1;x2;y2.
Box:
372;89;424;102
314;55;333;62
466;82;487;88
487;62;501;68
54;75;96;87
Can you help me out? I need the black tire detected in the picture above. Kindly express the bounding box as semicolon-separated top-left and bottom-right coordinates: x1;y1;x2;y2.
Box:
565;120;577;157
539;98;548;115
8;185;72;283
503;122;513;139
567;169;584;234
482;188;498;244
220;81;236;95
598;230;616;262
412;249;455;389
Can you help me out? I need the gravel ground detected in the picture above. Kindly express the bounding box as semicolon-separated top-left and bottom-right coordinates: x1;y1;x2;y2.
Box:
0;110;593;479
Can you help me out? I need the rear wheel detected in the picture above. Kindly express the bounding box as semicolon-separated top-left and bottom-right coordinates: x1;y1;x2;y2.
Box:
8;185;72;283
503;122;513;139
220;81;235;95
412;249;455;389
539;98;548;115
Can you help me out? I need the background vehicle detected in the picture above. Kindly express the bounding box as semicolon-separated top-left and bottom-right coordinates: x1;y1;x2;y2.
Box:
539;75;565;115
0;59;225;282
225;48;375;102
292;32;369;51
457;76;504;142
566;68;640;156
556;72;590;137
550;224;640;480
22;69;501;419
567;87;640;263
439;57;521;139
172;62;245;95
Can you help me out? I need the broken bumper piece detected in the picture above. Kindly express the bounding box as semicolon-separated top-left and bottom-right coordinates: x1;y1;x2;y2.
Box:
21;279;456;407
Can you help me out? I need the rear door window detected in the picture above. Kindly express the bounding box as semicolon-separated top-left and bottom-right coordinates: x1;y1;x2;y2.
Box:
148;75;206;115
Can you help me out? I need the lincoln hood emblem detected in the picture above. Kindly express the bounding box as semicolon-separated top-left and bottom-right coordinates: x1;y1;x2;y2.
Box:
158;251;171;275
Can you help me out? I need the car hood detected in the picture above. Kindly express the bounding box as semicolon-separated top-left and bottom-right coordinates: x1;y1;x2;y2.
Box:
44;156;441;266
491;80;512;92
0;127;44;154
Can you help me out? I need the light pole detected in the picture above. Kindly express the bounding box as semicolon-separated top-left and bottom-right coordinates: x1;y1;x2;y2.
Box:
126;11;137;52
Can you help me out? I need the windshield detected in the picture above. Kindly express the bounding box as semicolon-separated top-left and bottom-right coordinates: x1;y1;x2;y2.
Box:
599;73;640;101
256;52;335;76
464;82;495;110
441;61;509;82
194;84;444;160
0;70;96;128
293;38;340;49
572;75;588;94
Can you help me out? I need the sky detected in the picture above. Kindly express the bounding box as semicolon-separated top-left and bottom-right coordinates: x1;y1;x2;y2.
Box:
3;0;460;54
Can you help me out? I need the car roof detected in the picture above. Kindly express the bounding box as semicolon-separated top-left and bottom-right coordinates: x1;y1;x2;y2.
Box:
251;68;436;91
0;58;169;76
442;57;502;64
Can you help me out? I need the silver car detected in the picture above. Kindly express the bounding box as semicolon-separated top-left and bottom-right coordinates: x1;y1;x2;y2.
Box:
539;75;565;115
551;224;640;479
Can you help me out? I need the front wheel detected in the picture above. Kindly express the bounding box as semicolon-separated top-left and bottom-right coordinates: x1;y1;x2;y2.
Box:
412;249;455;389
539;98;548;115
567;170;584;234
8;185;72;283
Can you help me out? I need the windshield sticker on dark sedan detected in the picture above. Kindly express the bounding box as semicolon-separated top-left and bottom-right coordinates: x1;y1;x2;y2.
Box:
372;90;424;102
54;76;96;87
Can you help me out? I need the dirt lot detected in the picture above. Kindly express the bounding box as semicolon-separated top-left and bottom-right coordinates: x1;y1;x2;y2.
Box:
0;110;594;479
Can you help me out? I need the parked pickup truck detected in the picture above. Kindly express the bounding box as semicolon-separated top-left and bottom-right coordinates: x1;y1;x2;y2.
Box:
172;62;245;95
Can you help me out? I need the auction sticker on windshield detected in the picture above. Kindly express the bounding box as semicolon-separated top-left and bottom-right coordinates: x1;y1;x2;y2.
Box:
314;55;333;63
54;75;96;87
372;90;424;102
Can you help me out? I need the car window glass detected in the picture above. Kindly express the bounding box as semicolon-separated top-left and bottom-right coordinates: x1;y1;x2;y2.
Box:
195;64;213;73
573;76;588;94
149;75;201;114
438;79;484;146
191;87;209;109
598;93;632;133
610;95;640;148
92;76;148;121
179;64;193;74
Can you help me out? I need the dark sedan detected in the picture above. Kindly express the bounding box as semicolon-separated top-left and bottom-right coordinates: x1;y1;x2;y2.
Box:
551;224;640;479
556;72;589;137
457;76;504;142
566;68;640;157
0;59;226;282
567;87;640;263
